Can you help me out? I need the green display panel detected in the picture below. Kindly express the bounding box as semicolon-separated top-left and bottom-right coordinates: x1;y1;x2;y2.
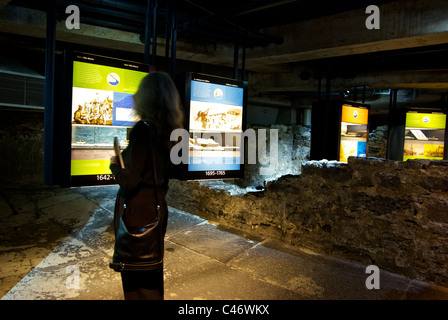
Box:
70;53;149;186
404;112;447;161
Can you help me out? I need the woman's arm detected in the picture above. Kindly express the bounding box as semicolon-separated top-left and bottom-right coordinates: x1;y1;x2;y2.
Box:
110;124;150;193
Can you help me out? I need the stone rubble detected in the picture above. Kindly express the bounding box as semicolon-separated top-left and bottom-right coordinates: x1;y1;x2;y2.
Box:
166;157;448;286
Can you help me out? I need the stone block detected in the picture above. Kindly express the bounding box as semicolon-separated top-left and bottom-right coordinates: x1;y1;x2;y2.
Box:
167;154;448;286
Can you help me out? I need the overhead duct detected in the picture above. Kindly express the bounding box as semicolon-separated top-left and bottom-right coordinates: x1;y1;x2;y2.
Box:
10;0;283;48
0;56;45;111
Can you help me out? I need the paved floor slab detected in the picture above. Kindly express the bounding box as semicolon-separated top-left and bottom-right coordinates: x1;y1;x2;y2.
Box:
1;186;448;301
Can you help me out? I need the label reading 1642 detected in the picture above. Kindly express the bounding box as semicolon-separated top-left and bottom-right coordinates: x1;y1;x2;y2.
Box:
97;174;113;181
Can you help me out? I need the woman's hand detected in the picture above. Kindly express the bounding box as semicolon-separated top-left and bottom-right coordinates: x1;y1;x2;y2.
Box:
110;156;120;166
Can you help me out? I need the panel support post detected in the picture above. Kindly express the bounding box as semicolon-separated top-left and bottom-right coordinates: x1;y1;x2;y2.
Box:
44;0;56;185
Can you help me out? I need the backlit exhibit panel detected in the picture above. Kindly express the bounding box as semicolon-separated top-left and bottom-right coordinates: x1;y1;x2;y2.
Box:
70;54;148;185
188;79;244;173
339;105;369;163
404;112;446;161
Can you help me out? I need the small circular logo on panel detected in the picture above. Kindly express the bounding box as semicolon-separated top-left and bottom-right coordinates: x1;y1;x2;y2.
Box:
107;73;120;86
214;88;223;100
423;116;430;123
353;110;358;118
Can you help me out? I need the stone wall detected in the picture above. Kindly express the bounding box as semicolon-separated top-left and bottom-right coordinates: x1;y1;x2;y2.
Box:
238;123;386;187
0;110;45;187
166;157;448;286
368;125;388;159
238;124;311;187
4;108;447;285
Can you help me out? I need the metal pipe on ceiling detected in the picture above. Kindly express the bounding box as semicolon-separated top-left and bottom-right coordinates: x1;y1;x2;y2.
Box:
184;0;296;26
151;0;158;66
164;0;171;70
170;0;177;78
17;0;282;47
234;42;239;80
57;0;145;22
182;0;269;47
80;17;142;33
72;0;147;14
163;0;177;77
178;24;279;47
178;0;283;45
144;0;158;65
82;0;281;46
241;41;246;82
231;0;297;17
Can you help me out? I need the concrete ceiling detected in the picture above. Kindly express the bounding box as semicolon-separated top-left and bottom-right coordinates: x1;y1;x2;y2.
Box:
1;0;448;114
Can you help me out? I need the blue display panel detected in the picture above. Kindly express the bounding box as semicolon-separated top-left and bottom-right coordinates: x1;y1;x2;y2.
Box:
178;73;247;180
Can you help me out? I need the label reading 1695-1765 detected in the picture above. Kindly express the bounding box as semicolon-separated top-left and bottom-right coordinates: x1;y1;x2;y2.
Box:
205;170;226;177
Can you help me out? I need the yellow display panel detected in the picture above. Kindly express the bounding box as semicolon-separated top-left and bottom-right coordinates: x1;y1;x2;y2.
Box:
71;159;113;176
341;105;369;125
403;112;446;161
405;113;446;129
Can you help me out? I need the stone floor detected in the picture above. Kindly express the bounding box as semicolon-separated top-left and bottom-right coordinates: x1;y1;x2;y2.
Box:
1;185;448;301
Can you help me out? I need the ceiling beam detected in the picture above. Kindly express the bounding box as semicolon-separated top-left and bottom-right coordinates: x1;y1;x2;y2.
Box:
249;69;448;94
0;4;290;72
0;0;11;10
246;0;448;66
0;5;240;66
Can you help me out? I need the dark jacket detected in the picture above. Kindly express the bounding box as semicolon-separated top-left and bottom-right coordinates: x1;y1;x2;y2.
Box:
110;121;170;234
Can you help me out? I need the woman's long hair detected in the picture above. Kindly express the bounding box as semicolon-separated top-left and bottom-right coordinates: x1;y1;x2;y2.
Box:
133;72;184;147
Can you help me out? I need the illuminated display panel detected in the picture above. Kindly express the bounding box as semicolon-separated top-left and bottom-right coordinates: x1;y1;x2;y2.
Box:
403;112;446;161
339;104;369;163
70;53;149;186
182;73;247;180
